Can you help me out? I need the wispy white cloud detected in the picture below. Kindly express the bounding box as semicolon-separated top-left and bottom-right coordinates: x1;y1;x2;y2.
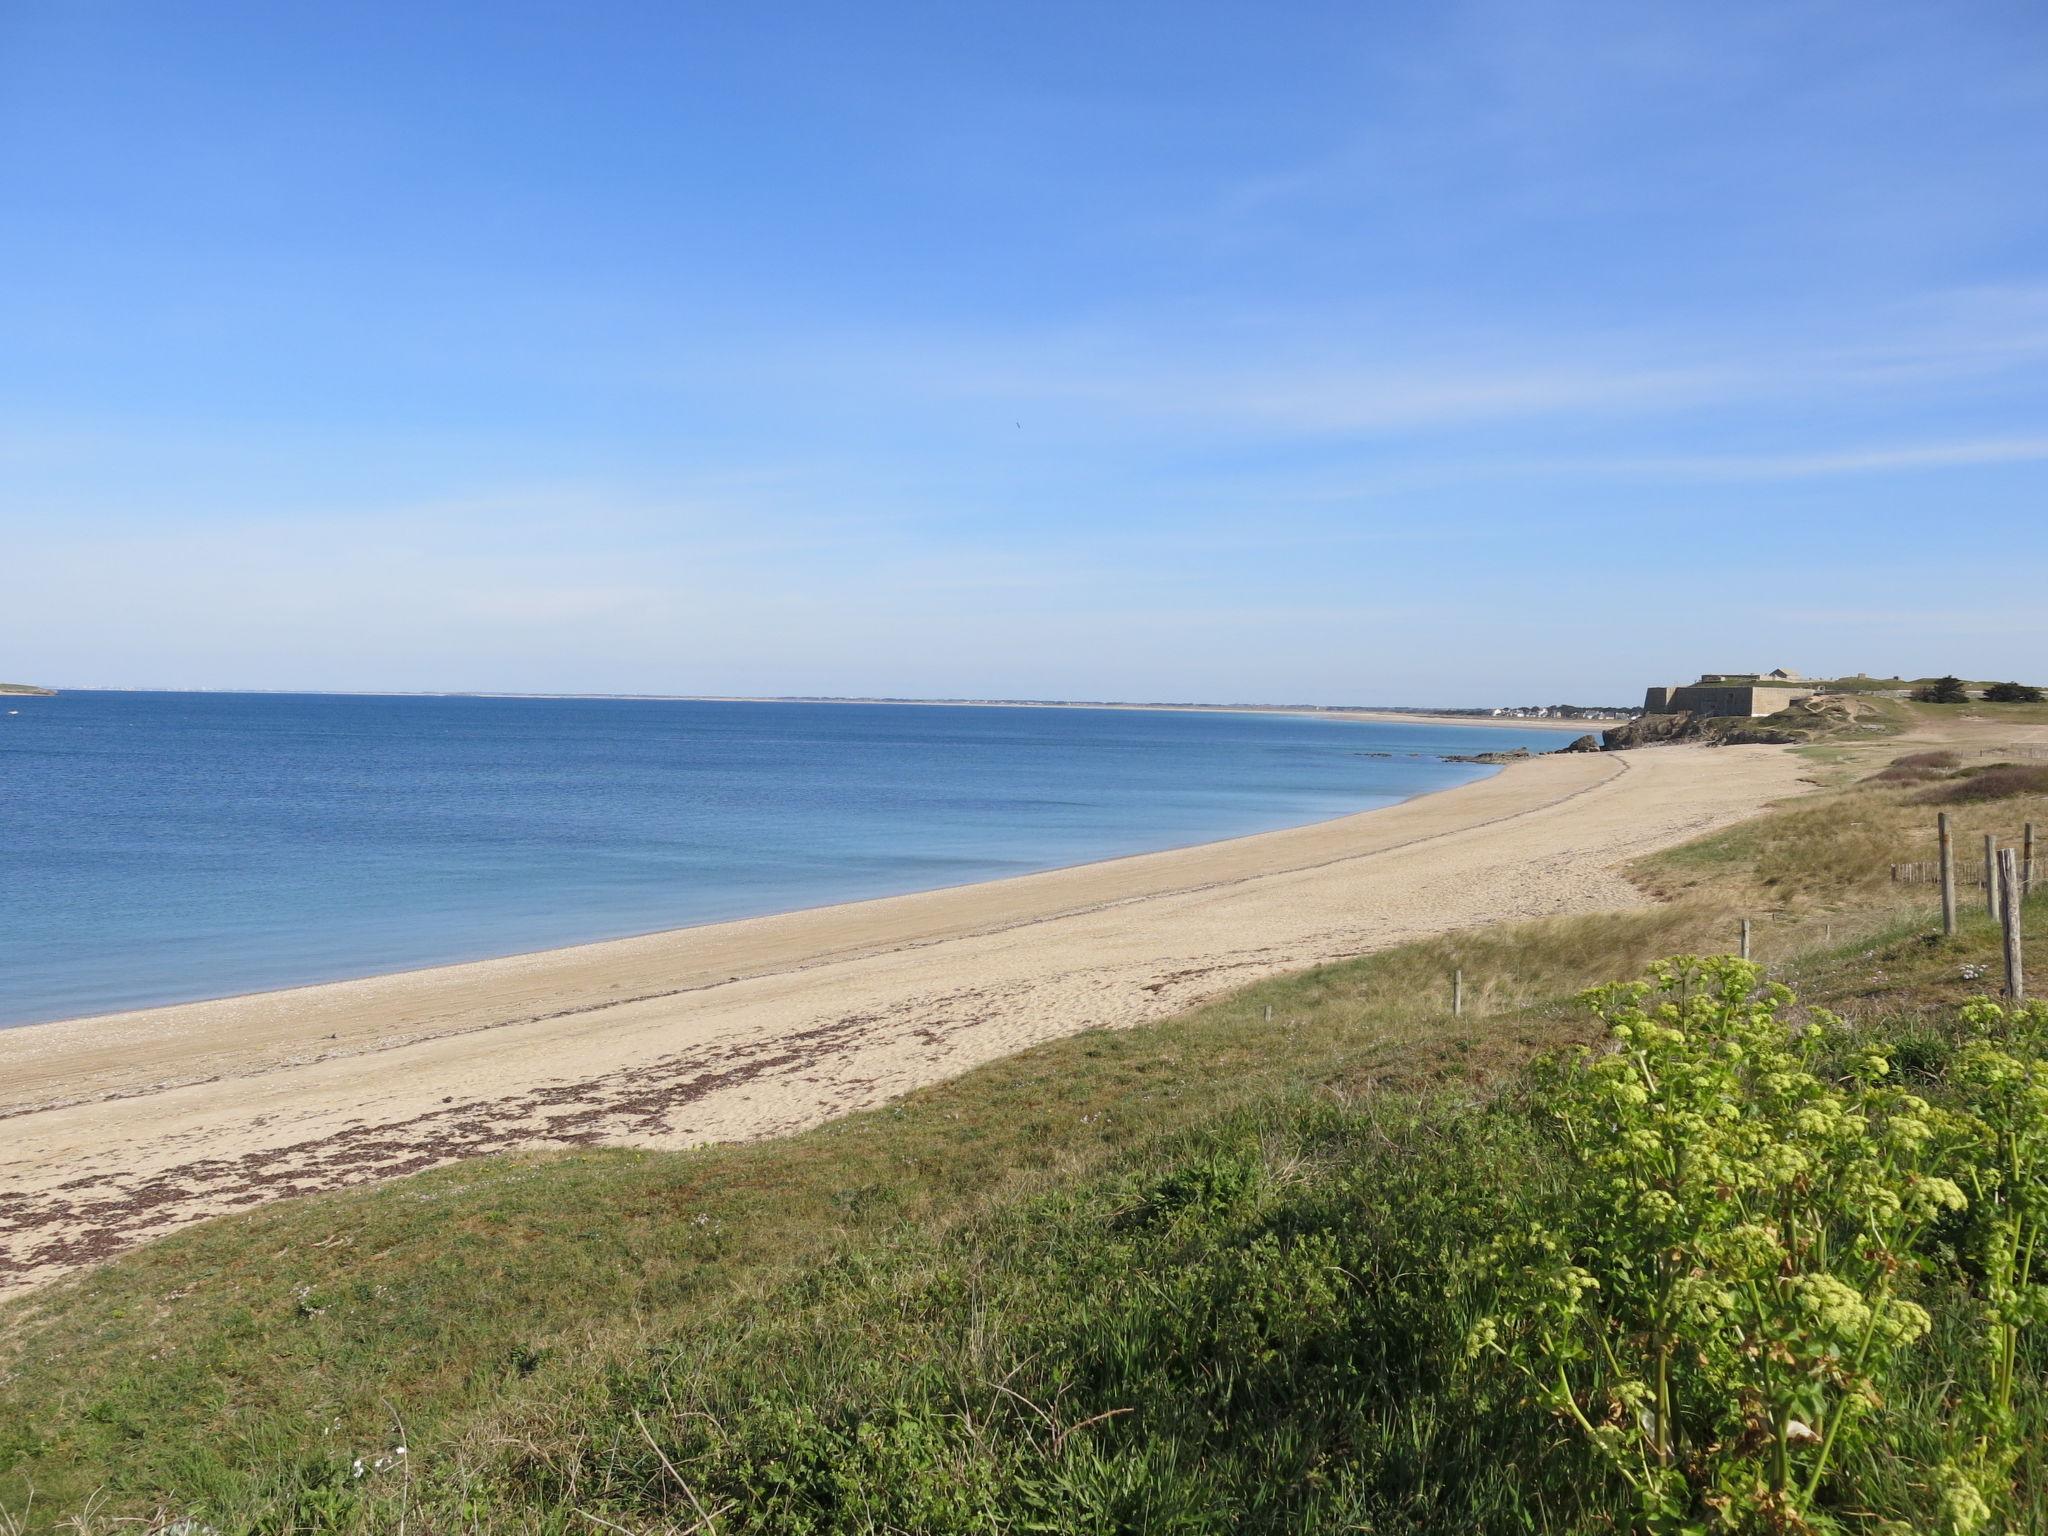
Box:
1592;436;2048;481
718;281;2048;445
1000;359;1740;435
1170;434;2048;517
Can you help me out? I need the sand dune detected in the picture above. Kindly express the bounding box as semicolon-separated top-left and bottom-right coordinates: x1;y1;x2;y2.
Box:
0;743;1812;1294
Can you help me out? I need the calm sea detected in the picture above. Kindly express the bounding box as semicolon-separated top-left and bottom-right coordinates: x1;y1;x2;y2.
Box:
0;692;1566;1027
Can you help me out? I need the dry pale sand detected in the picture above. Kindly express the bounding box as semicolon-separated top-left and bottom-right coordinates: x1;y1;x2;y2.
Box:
0;742;1812;1295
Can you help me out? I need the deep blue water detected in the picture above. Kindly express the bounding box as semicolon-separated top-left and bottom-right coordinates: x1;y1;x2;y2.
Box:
0;692;1564;1027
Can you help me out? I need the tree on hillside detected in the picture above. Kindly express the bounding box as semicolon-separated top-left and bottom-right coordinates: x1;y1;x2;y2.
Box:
1983;680;2045;703
1911;675;1970;704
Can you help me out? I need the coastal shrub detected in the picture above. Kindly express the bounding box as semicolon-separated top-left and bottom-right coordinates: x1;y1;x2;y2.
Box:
1467;958;1969;1531
1914;764;2048;804
1463;961;2048;1532
1983;682;2045;704
1913;676;1971;704
1942;997;2048;1506
1868;750;1961;785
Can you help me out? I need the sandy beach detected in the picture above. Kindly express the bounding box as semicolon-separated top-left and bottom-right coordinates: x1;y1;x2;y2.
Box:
0;742;1811;1295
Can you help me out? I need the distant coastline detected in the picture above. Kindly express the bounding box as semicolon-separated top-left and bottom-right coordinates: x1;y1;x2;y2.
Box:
0;682;55;696
29;686;1603;729
687;698;1603;731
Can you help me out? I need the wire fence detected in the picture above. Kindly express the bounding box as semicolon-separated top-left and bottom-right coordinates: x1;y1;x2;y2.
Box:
1891;860;2002;887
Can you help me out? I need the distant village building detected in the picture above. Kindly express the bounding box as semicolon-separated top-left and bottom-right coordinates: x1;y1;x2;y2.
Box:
1643;671;1814;718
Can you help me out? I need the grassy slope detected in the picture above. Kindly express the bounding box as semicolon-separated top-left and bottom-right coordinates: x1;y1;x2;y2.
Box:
1620;689;2043;752
3;721;2047;1529
1760;675;2042;695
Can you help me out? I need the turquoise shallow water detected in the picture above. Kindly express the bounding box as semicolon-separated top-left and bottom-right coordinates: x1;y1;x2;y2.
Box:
0;692;1564;1027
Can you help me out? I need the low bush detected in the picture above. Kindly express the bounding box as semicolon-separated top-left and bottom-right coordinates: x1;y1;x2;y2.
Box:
1916;765;2048;804
1913;676;1972;705
1471;959;2046;1533
1869;753;1957;784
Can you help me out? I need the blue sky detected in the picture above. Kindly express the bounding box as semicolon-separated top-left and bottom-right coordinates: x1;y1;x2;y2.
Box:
4;1;2045;704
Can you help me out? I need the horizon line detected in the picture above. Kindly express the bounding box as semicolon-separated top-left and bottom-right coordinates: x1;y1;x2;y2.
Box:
9;686;1635;713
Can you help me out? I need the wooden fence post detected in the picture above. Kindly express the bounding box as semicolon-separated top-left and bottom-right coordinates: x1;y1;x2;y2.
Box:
1999;848;2024;1003
1452;969;1463;1017
1740;918;1751;961
1940;813;1956;936
1986;834;2002;923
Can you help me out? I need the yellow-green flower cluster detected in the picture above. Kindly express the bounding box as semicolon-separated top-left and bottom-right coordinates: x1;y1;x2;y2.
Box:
1467;957;1996;1534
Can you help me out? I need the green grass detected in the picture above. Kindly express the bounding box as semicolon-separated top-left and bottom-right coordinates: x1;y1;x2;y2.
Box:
1793;674;2044;696
510;942;2048;1536
4;749;2048;1530
0;921;1668;1525
1755;693;2048;747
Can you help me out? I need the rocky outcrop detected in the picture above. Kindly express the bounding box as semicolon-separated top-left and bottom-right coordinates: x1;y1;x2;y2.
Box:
1557;734;1603;753
1599;694;1866;751
1601;712;1712;749
1441;747;1535;765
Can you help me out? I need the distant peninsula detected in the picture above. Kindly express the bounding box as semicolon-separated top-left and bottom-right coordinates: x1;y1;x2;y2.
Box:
0;682;56;695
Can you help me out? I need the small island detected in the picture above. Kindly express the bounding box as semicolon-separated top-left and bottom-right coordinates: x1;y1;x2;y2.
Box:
0;682;56;696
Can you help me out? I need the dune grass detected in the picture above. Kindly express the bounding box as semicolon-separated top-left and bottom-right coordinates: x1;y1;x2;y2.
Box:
3;745;2047;1531
488;949;2048;1536
1918;765;2048;805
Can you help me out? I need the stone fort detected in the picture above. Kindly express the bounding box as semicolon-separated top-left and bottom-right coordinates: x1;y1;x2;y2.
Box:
1643;669;1812;718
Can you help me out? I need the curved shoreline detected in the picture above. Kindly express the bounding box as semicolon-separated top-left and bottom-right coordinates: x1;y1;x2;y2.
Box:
3;695;1574;1033
2;755;1588;1111
0;743;1811;1294
0;757;1514;1037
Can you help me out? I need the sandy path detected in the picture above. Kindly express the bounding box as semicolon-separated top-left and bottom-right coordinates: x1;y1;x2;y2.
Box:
0;743;1811;1294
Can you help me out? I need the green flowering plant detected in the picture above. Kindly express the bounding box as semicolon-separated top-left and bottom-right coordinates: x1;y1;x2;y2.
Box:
1468;958;1963;1532
1942;998;2048;1502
